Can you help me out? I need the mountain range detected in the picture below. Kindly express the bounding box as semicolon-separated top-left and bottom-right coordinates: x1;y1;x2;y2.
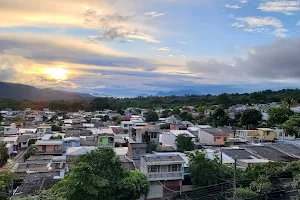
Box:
0;82;93;101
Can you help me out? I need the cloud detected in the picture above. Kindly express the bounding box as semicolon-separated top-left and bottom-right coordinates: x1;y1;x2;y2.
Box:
239;0;248;3
225;4;241;9
0;33;158;71
232;16;288;37
187;37;300;83
145;12;166;18
258;1;300;15
157;47;170;51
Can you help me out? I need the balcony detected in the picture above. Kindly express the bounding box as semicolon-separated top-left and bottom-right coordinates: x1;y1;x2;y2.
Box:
99;143;115;148
36;150;63;155
146;171;184;181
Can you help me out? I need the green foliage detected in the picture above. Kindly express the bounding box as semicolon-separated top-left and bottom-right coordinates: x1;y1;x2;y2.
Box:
179;112;193;121
189;151;233;186
283;114;300;137
249;175;272;195
0;171;18;199
160;109;171;118
51;124;62;131
102;115;110;121
171;108;181;115
217;93;232;108
249;92;266;104
283;96;297;109
160;123;171;129
175;134;195;152
240;109;262;129
267;107;294;126
235;187;260;200
145;111;158;122
24;146;37;161
212;107;229;127
50;135;63;139
0;143;9;167
0;114;3;122
47;148;149;200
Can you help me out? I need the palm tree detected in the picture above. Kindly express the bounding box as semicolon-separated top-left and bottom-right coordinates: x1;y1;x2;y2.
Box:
283;96;296;109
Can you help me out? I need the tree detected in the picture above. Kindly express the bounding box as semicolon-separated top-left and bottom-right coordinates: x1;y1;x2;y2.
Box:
179;112;193;121
283;114;300;137
0;114;3;122
250;175;272;198
175;134;195;152
249;92;266;104
47;148;149;200
217;93;231;108
240;109;262;129
51;124;62;131
212;107;229;127
235;187;260;200
0;143;9;167
0;171;19;199
267;107;294;126
160;110;171;118
171;108;181;115
283;96;296;109
102;115;110;121
146;111;158;122
160;123;170;129
189;151;233;186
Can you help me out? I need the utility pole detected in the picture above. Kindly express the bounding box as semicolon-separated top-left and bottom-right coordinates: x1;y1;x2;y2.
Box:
233;157;237;200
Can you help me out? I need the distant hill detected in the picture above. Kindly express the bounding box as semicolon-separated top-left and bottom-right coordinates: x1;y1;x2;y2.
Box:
155;90;200;96
0;82;93;101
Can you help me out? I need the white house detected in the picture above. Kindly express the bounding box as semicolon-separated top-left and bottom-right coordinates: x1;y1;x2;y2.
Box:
140;154;185;199
3;123;18;135
160;130;197;150
275;129;295;141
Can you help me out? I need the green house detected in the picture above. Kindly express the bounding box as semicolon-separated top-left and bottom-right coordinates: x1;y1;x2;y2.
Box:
98;133;115;147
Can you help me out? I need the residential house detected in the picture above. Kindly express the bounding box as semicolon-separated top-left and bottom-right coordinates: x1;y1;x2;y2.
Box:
98;133;115;147
18;135;31;148
37;124;52;138
199;128;234;145
204;109;214;117
140;154;185;199
62;137;80;152
274;129;295;141
257;128;275;142
127;143;147;168
1;136;18;151
66;147;96;166
3;123;18;135
160;130;198;150
129;126;160;147
35;140;63;155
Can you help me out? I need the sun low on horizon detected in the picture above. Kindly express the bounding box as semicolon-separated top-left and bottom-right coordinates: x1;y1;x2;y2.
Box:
43;67;68;80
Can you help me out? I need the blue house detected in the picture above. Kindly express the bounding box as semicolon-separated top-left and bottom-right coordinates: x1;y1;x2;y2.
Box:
63;137;80;152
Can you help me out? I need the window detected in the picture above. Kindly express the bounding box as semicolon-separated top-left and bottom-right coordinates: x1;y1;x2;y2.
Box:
171;164;180;172
266;131;270;136
42;145;46;151
23;142;27;145
151;132;157;138
71;142;76;147
99;138;102;142
223;137;227;142
214;137;216;142
279;133;282;136
148;165;160;173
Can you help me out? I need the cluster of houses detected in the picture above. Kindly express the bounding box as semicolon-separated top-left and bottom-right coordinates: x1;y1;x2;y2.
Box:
1;106;300;199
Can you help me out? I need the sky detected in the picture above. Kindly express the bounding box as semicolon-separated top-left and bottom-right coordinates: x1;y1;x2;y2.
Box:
0;0;300;97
